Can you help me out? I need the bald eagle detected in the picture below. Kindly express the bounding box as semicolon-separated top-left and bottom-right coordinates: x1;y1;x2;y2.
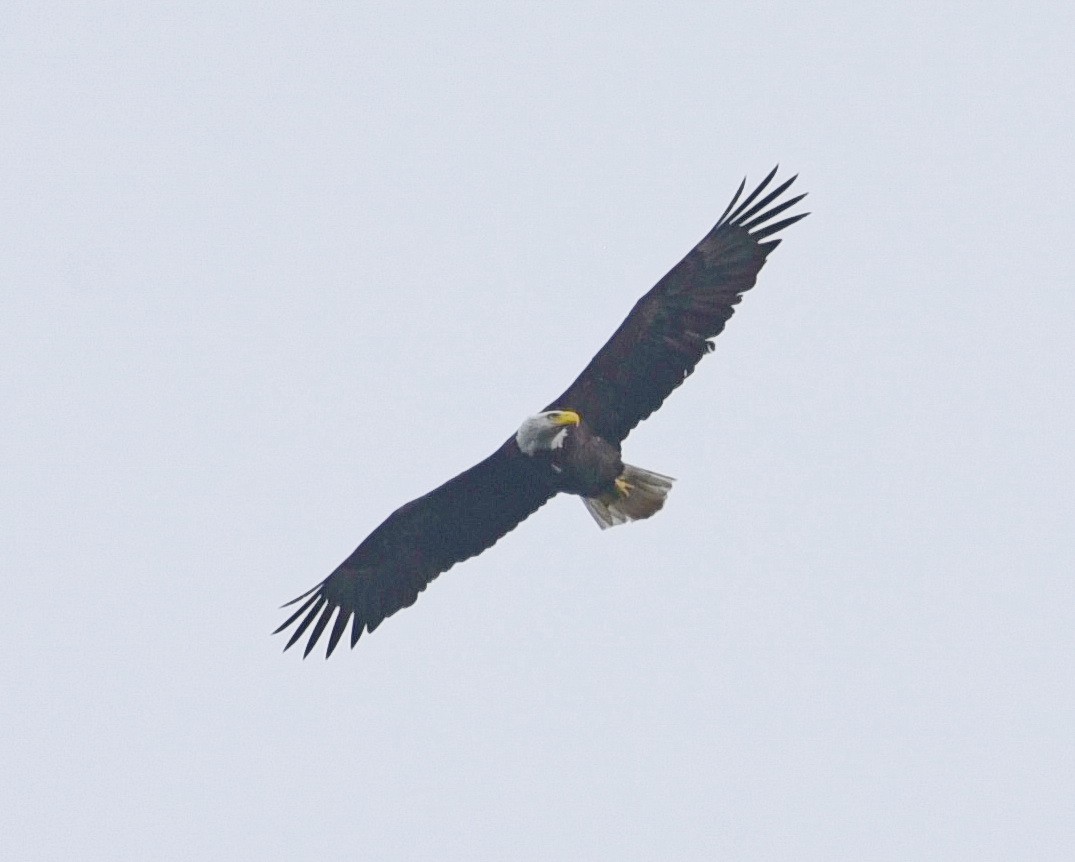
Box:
276;167;808;657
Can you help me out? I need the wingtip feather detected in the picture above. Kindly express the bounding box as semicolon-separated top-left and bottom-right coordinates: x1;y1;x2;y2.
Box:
715;176;747;226
273;591;321;635
325;609;353;658
283;598;325;652
752;211;810;241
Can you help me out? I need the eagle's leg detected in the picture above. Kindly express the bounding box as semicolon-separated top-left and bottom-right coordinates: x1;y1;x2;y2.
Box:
581;465;675;529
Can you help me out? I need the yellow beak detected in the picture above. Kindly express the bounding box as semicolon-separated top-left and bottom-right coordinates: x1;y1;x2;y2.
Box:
553;410;581;426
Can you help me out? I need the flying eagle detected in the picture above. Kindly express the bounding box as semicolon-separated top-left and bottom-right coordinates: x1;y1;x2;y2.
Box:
276;167;808;657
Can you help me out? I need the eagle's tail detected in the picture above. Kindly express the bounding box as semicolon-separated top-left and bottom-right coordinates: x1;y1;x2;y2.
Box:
582;464;676;530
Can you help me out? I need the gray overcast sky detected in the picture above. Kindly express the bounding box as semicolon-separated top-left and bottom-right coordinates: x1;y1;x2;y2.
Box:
3;2;1074;859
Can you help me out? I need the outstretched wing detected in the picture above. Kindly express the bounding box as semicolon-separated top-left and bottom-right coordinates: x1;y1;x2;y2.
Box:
547;167;808;443
275;439;555;658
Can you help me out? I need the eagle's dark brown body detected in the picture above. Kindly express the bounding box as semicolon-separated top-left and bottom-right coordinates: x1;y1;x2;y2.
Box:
548;422;623;498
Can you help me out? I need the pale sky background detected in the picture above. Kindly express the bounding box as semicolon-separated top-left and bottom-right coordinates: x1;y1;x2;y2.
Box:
3;2;1074;860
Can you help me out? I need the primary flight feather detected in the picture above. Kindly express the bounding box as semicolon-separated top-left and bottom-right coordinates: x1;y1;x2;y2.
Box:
276;167;808;657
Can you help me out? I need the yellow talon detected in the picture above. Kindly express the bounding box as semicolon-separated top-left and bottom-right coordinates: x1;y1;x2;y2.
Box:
615;477;633;496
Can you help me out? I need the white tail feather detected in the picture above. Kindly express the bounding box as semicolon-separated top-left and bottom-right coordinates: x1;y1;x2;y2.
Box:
581;464;675;530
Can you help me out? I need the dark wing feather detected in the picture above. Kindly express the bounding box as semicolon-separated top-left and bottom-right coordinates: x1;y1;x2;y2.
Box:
546;167;808;443
275;438;556;658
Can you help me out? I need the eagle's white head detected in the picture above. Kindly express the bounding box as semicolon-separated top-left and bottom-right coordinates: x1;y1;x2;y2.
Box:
515;409;581;456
